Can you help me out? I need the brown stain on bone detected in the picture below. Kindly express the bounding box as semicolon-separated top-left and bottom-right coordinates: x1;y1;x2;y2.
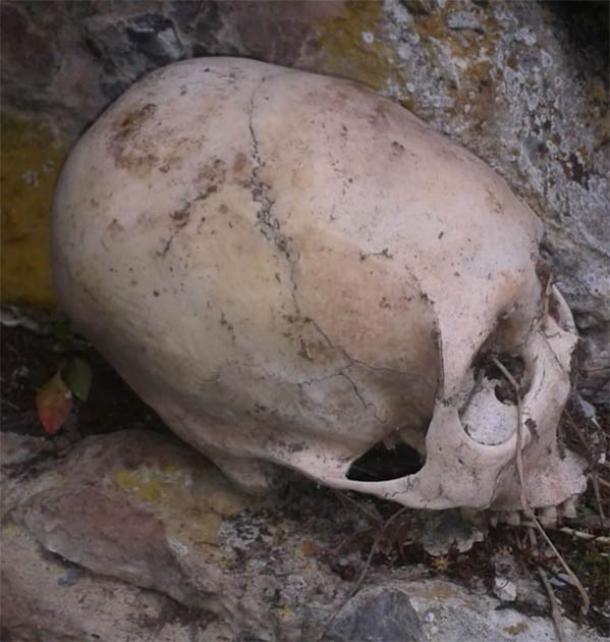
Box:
196;159;226;200
106;218;124;234
113;104;157;140
109;103;159;175
232;152;248;174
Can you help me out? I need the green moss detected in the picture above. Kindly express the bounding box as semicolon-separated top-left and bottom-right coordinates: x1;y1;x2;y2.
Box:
316;1;398;91
1;112;67;306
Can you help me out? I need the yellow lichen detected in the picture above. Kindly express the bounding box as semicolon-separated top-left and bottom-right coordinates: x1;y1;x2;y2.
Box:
503;621;529;636
316;1;398;91
1;113;67;306
276;605;294;619
0;521;21;541
394;8;502;125
112;460;256;550
114;469;163;503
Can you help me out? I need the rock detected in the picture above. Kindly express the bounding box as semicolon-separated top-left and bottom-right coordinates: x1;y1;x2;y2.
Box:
489;546;544;609
0;3;56;91
327;585;425;642
0;432;48;469
4;430;351;640
446;10;482;31
2;429;606;641
513;27;537;46
0;524;223;641
493;576;517;602
0;114;66;305
125;14;184;63
416;510;485;556
408;580;605;642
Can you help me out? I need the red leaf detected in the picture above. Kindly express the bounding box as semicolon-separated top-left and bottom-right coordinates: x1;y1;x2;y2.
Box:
36;372;72;435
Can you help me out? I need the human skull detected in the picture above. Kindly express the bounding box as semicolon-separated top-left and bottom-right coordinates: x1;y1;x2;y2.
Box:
52;58;585;516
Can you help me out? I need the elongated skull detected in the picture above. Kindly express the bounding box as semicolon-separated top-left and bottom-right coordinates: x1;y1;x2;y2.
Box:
52;57;585;515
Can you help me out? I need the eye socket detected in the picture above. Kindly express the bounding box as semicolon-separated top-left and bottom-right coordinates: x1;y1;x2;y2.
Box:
494;382;517;405
469;351;528;406
474;352;526;384
346;441;424;482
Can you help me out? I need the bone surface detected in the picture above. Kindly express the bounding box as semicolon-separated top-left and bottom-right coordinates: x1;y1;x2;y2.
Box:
52;57;585;512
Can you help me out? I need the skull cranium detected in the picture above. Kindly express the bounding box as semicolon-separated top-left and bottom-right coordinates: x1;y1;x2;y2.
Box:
52;58;585;517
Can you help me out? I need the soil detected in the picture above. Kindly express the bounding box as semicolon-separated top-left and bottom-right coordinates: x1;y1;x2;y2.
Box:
1;312;169;441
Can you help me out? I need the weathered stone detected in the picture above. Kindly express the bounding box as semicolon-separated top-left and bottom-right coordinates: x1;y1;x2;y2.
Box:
20;484;204;606
2;429;605;641
405;580;604;642
0;432;49;469
328;585;425;642
0;3;56;89
0;525;222;641
125;14;184;63
83;15;157;99
6;430;349;640
416;510;484;556
493;576;517;602
446;10;482;31
0;114;66;306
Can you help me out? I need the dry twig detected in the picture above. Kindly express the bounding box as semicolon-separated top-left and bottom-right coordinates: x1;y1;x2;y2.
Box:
491;357;528;513
317;506;410;640
492;356;590;634
590;476;606;522
557;526;610;545
529;528;568;642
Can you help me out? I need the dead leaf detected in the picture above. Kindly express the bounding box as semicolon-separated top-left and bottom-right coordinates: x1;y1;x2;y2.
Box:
300;540;317;557
36;371;72;435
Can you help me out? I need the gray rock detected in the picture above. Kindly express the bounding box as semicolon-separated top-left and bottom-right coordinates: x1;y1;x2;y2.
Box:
513;27;537;46
328;585;425;642
406;580;605;642
0;432;48;469
2;429;606;642
493;576;517;602
126;13;184;63
4;430;351;641
0;524;223;641
446;10;481;31
416;510;484;556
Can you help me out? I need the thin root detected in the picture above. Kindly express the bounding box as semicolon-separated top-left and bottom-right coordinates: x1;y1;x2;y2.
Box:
317;506;409;640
